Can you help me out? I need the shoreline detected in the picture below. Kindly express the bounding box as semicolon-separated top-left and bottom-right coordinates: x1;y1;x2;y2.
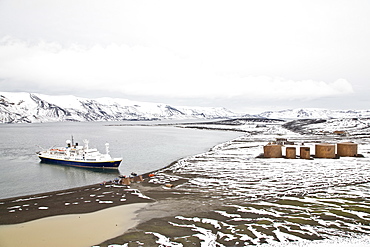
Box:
0;177;155;225
0;155;188;225
0;155;196;225
0;163;195;246
0;124;243;246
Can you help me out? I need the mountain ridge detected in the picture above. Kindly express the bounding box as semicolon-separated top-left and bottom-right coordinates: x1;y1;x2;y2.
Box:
0;92;241;123
1;92;369;124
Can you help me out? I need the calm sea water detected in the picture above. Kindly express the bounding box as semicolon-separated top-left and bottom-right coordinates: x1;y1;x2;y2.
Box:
0;120;241;199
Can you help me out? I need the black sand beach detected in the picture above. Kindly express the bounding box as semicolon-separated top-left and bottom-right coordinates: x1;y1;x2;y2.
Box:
0;177;155;225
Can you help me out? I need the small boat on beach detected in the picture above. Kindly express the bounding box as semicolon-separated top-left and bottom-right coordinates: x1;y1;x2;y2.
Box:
37;138;122;169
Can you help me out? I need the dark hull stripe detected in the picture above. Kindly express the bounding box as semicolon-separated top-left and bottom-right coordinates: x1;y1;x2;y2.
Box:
39;157;121;168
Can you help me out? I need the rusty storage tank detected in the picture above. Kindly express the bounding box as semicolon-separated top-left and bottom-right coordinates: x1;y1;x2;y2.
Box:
315;143;336;158
285;147;296;159
263;144;282;158
300;147;311;159
337;142;358;157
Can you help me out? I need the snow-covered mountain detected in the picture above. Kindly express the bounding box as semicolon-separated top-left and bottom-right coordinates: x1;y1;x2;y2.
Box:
2;92;369;124
0;92;239;124
258;108;370;119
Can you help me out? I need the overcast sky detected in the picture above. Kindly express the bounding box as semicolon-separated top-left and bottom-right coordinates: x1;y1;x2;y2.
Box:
0;0;369;113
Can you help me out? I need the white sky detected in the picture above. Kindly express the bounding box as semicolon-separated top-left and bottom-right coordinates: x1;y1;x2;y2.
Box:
0;0;369;113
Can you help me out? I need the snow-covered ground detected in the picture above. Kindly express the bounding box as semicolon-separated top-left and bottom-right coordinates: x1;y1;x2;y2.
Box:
107;118;370;246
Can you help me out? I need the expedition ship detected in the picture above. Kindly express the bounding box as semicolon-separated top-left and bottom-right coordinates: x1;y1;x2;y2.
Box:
37;139;122;168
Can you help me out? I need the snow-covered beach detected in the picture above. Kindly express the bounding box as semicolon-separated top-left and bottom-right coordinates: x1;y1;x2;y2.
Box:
99;118;370;246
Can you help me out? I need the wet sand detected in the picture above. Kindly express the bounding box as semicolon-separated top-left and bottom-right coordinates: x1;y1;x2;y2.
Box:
0;203;149;247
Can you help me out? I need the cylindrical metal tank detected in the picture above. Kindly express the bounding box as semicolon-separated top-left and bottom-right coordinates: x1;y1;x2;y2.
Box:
285;147;296;159
337;142;358;157
263;144;282;158
300;147;311;159
315;143;336;158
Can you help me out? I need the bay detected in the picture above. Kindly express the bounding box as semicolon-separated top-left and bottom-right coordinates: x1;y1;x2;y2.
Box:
0;120;241;199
